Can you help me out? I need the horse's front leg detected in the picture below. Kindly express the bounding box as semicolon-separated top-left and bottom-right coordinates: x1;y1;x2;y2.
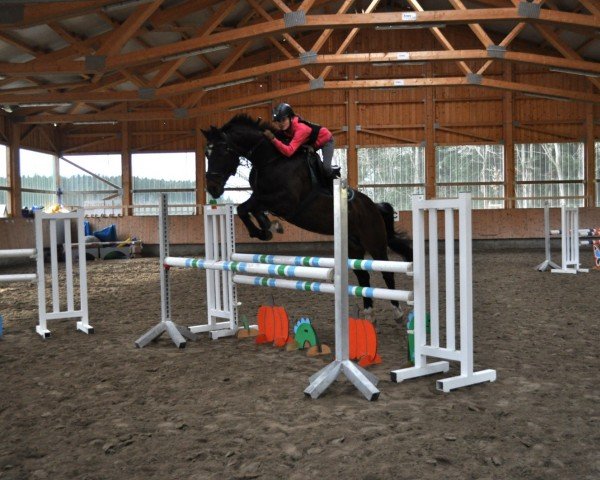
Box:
237;197;272;241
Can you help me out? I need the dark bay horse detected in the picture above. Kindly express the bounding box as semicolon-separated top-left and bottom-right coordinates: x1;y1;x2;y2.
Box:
202;114;412;323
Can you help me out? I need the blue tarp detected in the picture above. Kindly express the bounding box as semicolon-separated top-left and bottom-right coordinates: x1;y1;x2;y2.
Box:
93;224;117;242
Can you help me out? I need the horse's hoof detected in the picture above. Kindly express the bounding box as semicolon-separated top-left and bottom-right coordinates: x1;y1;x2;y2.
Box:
270;221;284;234
363;307;373;321
260;230;273;241
393;306;404;324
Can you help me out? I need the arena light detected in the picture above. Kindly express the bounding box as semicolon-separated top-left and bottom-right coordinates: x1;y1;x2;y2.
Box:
228;101;271;111
72;121;118;125
203;77;256;92
18;102;71;108
375;23;445;30
162;45;231;62
523;93;570;102
549;67;600;78
103;0;155;12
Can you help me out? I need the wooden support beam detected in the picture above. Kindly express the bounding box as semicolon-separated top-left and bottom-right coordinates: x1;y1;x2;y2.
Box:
514;123;580;141
584;97;596;207
407;0;472;75
96;0;164;58
447;0;495;47
503;63;515;209
424;64;436;199
7;121;21;216
46;8;598;73
19;74;600;124
435;126;498;143
195;117;206;210
346;65;358;189
479;77;600;103
577;0;600;17
0;1;119;29
319;0;381;80
121;121;132;216
360;128;419;144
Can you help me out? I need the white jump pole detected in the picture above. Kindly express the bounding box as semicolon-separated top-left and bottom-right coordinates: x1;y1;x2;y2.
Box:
231;253;412;274
304;178;380;401
135;194;198;348
164;258;335;282
391;193;496;392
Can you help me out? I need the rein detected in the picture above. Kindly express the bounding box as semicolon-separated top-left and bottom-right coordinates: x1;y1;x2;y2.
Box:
222;131;266;161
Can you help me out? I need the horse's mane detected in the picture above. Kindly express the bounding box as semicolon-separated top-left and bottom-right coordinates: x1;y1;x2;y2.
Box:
222;113;272;133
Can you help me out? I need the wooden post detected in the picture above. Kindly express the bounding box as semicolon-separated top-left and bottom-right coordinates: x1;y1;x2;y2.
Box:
424;65;436;199
121;121;132;216
195;117;206;211
7;120;21;216
503;63;515;209
584;98;595;208
346;65;358;188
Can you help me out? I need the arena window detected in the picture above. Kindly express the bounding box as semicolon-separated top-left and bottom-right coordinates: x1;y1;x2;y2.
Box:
358;146;425;212
0;144;7;211
515;142;584;208
132;152;195;215
20;149;56;210
436;144;504;209
60;154;122;215
595;141;600;207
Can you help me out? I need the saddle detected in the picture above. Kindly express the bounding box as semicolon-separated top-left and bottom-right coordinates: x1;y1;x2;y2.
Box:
301;146;331;192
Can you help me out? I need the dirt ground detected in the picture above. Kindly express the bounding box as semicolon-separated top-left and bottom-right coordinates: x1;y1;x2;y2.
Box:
0;248;598;480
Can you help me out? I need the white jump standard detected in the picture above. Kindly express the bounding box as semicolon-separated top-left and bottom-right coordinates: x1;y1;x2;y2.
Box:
137;187;495;397
135;194;199;348
390;194;496;392
304;179;381;401
536;203;593;274
0;210;92;338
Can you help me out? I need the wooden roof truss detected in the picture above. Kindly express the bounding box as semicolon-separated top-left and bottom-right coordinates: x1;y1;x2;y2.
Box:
0;0;597;125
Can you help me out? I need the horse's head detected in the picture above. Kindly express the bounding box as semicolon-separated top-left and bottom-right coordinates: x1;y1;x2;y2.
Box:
202;115;272;198
201;125;241;198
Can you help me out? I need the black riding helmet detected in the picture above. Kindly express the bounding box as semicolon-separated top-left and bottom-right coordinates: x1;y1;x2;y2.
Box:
272;103;295;122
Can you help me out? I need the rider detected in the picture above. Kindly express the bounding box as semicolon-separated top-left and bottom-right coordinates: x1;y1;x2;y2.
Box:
263;103;340;182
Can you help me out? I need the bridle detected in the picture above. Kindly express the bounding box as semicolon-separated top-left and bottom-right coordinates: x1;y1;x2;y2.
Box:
205;130;265;183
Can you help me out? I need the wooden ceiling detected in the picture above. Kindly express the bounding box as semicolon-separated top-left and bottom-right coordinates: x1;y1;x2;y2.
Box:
0;0;598;125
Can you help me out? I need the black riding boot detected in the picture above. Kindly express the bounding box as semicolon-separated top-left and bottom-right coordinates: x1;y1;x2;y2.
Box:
325;167;341;195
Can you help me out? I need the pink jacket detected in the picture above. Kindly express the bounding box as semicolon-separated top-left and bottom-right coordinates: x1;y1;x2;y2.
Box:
270;116;332;157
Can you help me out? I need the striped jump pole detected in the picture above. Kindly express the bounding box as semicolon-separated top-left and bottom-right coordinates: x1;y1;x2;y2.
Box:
551;228;600;237
231;253;412;274
164;257;334;282
233;275;412;303
580;239;600;246
390;193;496;392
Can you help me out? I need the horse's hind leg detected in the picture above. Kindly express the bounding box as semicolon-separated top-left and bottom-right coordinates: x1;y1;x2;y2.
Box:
381;271;404;324
349;240;375;322
365;238;405;325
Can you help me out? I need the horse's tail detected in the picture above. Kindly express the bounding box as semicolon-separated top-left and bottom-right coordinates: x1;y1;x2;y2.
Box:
376;202;413;262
